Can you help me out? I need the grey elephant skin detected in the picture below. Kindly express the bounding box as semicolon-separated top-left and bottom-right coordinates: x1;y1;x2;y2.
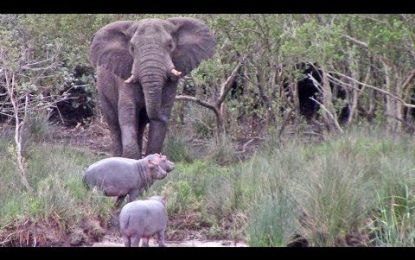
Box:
89;17;216;159
82;154;174;206
119;196;168;247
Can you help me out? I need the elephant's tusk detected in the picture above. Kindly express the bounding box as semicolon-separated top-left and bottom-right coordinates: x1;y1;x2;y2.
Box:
124;75;135;84
170;68;182;77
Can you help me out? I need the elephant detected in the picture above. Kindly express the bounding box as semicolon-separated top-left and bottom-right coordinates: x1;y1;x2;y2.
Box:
89;17;215;159
278;62;350;124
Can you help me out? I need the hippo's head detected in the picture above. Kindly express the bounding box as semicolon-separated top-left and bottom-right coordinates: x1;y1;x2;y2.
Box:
147;159;167;180
145;154;175;173
159;154;175;172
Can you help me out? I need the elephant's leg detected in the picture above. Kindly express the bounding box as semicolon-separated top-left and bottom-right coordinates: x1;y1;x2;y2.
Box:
136;109;149;158
118;85;140;159
147;121;168;154
108;124;122;157
146;82;178;154
98;90;122;156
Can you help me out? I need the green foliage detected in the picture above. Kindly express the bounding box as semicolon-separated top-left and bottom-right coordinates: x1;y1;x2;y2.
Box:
163;132;194;163
0;140;111;231
22;112;52;146
206;135;239;166
3;14;415;135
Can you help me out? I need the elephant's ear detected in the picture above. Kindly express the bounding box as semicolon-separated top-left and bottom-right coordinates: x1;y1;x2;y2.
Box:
168;17;216;76
89;21;136;80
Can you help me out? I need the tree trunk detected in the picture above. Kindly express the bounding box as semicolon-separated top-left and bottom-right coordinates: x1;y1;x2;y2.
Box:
320;67;342;133
382;60;402;132
4;71;33;192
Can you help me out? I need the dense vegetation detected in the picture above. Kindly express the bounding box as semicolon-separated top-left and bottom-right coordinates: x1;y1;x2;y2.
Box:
2;126;415;246
1;14;415;246
1;14;414;134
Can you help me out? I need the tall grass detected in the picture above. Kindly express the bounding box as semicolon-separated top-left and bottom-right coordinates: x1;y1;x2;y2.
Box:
0;139;113;243
2;124;415;246
148;126;415;246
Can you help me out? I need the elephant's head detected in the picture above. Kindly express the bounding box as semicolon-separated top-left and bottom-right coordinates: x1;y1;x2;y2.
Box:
89;17;215;121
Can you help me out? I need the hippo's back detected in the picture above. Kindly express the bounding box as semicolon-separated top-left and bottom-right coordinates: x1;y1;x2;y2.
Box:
83;157;138;188
87;157;137;171
119;200;167;236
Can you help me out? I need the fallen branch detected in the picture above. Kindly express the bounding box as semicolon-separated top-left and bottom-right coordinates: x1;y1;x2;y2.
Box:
303;131;325;137
236;138;255;154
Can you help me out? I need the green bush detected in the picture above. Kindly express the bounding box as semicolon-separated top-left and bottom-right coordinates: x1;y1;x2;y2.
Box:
163;133;194;163
247;193;298;246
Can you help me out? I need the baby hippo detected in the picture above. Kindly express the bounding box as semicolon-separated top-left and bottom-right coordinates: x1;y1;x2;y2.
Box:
119;196;168;247
83;154;174;207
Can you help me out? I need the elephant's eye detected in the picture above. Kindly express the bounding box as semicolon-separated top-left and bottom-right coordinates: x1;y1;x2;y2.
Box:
167;40;175;51
129;44;134;54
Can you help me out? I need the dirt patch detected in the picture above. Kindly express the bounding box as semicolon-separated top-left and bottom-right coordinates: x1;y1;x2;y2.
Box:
91;234;248;247
0;218;65;247
0;217;107;247
50;119;112;156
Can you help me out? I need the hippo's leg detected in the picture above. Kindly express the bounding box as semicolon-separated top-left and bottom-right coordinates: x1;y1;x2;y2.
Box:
142;237;149;247
115;194;127;207
127;189;140;202
131;235;141;247
157;231;166;247
122;236;131;247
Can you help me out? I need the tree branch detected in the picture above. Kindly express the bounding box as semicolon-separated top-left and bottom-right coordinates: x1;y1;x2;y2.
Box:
310;97;344;134
175;95;219;114
401;69;415;94
343;34;369;48
328;70;415;108
216;57;245;107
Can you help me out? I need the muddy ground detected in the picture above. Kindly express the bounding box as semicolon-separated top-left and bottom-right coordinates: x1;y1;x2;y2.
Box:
92;235;247;247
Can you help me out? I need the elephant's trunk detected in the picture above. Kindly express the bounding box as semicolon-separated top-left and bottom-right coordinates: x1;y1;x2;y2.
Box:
137;46;169;122
141;79;165;122
124;42;182;122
